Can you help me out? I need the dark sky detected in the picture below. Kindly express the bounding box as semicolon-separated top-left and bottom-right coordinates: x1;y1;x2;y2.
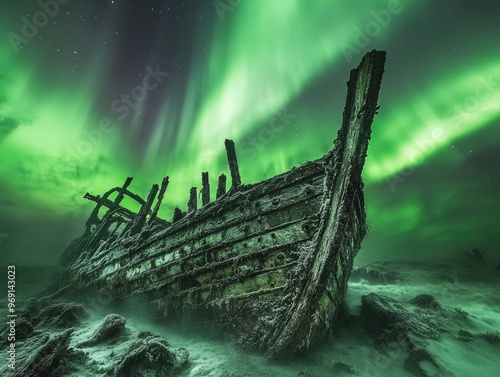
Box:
0;0;499;265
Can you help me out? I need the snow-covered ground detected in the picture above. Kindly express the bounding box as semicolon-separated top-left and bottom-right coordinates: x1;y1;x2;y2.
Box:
2;260;499;376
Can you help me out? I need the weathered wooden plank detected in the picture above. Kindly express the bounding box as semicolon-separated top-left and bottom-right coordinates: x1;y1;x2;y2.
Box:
225;139;241;188
126;220;313;284
85;185;323;280
188;187;197;212
216;174;226;199
85;172;324;271
121;158;325;253
78;216;316;294
129;184;159;235
127;262;293;304
201;172;210;206
268;50;386;358
150;176;169;221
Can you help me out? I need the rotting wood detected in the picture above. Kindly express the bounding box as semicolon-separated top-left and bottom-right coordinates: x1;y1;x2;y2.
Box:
268;50;386;358
172;207;184;223
130;184;159;235
225;139;241;188
188;187;197;213
115;177;134;205
150;176;169;222
216;174;227;199
201;172;210;206
51;50;387;360
84;181;323;277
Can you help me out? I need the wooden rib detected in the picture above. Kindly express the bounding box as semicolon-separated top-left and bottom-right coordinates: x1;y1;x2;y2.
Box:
150;176;169;221
130;184;159;235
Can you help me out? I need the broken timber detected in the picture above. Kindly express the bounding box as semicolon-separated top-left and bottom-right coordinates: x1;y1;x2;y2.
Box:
201;172;210;206
187;187;197;213
150;176;169;222
216;174;227;199
52;50;387;359
224;139;241;188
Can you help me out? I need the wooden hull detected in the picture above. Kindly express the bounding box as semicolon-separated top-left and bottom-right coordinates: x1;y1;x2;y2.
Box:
53;50;386;358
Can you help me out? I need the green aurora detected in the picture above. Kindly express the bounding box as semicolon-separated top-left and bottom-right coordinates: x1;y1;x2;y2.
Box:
0;0;499;265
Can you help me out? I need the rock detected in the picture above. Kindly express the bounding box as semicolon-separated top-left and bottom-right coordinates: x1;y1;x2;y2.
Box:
137;330;157;339
18;328;79;377
16;318;34;341
360;293;414;350
17;308;34;322
355;291;463;376
451;307;469;320
361;293;442;346
297;372;316;377
34;302;88;329
78;314;126;347
0;317;33;344
409;294;442;312
38;297;56;310
1;300;190;377
360;294;452;376
332;360;359;375
350;264;402;284
404;348;441;377
481;331;500;345
360;293;408;334
457;329;474;342
22;298;39;316
136;331;169;346
16;298;39;322
114;335;189;377
469;248;486;264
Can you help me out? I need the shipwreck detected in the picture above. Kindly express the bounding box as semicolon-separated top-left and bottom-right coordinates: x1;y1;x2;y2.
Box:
51;50;387;358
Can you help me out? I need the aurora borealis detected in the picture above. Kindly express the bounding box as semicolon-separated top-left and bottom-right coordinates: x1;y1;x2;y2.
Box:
0;0;499;265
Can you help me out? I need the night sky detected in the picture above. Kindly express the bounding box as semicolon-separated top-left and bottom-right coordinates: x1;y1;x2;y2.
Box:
0;0;499;266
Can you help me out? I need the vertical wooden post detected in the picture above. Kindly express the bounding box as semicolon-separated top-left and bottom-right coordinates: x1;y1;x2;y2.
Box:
224;139;241;188
188;187;197;213
130;184;159;235
172;207;183;223
216;174;227;199
150;176;169;221
201;172;210;206
141;184;159;218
